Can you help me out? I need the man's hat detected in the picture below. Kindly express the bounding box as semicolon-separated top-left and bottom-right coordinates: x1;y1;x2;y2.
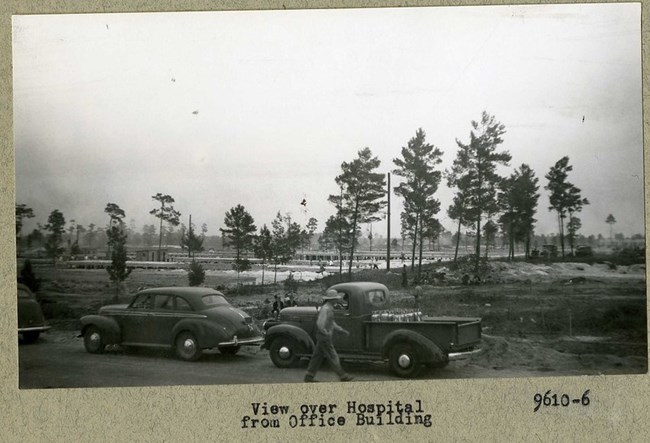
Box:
322;289;341;301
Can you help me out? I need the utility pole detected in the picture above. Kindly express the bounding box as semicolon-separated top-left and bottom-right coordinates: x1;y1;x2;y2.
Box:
188;214;192;258
386;172;391;272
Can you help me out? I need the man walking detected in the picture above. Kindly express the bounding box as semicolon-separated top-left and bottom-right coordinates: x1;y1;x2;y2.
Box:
304;289;354;383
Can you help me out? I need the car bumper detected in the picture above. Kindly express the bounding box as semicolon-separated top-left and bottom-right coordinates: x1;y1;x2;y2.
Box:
218;335;264;347
18;325;51;333
448;347;483;361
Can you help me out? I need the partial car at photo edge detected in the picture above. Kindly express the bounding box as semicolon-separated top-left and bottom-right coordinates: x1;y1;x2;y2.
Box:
79;286;264;361
17;283;51;343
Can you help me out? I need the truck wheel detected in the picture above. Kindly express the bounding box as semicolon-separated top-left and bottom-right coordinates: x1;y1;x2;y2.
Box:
83;326;105;354
269;337;304;368
389;342;422;378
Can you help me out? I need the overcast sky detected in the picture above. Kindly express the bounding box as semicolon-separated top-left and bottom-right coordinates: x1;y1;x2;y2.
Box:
13;3;643;240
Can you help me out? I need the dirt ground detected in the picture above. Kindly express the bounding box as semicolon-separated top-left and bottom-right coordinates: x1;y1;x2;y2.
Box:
28;259;648;377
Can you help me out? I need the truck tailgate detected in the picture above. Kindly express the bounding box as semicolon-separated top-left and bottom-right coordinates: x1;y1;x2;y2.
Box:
456;319;481;348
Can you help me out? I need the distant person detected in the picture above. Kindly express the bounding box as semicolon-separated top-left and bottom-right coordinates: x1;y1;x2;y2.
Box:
272;295;284;319
402;264;408;288
304;290;353;383
413;285;423;308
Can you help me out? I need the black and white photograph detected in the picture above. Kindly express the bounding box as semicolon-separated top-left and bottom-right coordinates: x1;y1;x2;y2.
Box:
13;3;645;390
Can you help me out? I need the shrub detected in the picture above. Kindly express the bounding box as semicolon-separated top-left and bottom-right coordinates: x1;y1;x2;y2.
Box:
188;260;206;286
18;259;41;292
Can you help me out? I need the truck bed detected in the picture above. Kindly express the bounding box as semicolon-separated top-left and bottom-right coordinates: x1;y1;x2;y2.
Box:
364;317;481;353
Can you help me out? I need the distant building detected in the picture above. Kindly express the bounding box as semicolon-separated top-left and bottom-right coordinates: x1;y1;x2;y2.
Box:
133;248;169;262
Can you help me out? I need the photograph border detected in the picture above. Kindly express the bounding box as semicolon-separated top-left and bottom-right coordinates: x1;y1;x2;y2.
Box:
1;0;648;440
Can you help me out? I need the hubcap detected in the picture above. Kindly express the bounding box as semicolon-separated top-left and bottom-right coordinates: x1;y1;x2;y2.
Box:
278;346;291;359
89;332;100;346
183;338;195;352
398;353;411;368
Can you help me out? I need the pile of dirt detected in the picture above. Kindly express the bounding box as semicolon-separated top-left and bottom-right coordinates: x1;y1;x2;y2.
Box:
473;334;572;371
471;334;647;373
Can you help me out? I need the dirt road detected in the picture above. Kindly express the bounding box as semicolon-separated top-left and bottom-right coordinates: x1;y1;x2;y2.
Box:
19;330;645;389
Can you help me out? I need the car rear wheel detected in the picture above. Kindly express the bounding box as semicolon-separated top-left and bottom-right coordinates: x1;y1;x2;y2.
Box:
269;336;304;368
83;326;105;354
388;342;423;378
218;345;240;356
175;331;202;361
21;331;40;343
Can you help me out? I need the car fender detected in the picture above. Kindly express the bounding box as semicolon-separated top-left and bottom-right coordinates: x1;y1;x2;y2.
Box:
171;318;229;349
382;329;446;365
80;315;121;344
264;323;314;352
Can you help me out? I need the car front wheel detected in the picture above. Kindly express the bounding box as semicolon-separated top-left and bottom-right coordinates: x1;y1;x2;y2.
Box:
83;326;105;354
388;342;422;378
269;336;303;368
175;331;202;361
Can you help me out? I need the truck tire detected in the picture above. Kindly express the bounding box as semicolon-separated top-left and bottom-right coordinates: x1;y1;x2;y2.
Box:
269;336;304;368
389;342;423;378
83;326;105;354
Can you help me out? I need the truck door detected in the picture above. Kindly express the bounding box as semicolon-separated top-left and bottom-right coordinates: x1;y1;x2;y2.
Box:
332;291;364;352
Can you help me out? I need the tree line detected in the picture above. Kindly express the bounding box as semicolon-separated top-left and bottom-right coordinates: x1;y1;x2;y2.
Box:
17;110;598;285
317;111;590;280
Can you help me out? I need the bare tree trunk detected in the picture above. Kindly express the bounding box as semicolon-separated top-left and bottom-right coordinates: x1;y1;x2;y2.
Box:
417;215;424;281
475;213;482;274
158;216;163;262
411;212;418;271
347;202;360;281
454;219;462;262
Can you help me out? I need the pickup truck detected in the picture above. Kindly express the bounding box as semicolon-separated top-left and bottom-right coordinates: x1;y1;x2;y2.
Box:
263;282;482;378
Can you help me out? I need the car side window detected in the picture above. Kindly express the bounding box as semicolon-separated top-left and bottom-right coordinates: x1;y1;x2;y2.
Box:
154;295;173;310
131;294;153;309
175;297;192;311
333;292;349;311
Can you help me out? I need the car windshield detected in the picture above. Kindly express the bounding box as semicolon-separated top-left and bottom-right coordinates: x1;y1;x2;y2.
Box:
202;294;228;307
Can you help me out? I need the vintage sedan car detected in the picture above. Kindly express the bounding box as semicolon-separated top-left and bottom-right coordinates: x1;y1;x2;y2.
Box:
80;287;264;361
17;283;50;343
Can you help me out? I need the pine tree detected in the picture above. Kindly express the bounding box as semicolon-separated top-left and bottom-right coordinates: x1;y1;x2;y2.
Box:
269;212;302;283
329;148;386;280
450;112;510;273
253;224;273;288
44;209;66;265
150;193;181;261
220;205;256;280
393;128;444;280
545;157;589;257
105;203;132;302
